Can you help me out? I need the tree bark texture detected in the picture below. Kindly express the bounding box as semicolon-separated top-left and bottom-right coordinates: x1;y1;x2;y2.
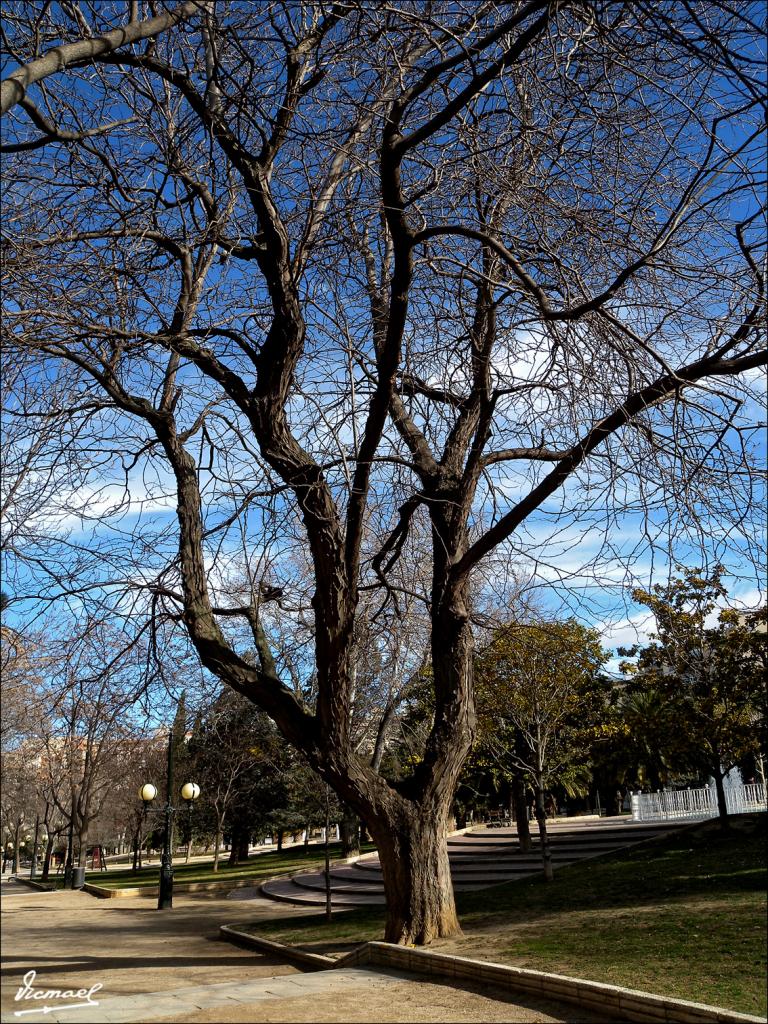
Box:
369;801;460;945
512;774;532;852
41;836;55;882
712;767;730;831
534;789;554;882
340;813;360;859
228;825;249;865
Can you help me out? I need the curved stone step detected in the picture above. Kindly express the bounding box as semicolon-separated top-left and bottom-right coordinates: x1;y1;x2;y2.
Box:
256;819;682;908
327;864;387;884
449;835;646;848
292;867;539;893
454;824;678;843
291;871;385;895
260;877;386;905
352;852;611;875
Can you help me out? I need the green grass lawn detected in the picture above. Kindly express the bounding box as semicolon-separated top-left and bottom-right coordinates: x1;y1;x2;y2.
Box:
50;842;374;890
238;814;767;1017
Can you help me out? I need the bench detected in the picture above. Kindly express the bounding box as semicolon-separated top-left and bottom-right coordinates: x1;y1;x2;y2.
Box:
486;810;511;827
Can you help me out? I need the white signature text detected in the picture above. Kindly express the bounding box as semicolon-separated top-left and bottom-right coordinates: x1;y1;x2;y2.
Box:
14;970;102;1016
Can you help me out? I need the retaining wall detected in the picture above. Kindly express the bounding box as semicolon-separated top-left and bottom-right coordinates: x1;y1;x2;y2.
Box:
219;926;765;1024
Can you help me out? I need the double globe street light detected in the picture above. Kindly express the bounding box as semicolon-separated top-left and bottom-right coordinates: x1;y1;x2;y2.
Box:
139;731;200;910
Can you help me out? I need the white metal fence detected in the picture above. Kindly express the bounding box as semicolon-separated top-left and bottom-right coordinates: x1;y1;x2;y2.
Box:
631;782;767;822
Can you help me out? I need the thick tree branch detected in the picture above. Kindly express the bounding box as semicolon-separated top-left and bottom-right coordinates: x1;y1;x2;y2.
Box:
453;349;768;578
1;1;205;115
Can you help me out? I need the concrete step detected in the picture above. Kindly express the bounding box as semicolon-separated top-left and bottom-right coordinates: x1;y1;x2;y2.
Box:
291;871;385;895
257;819;684;909
261;878;387;905
448;841;636;854
351;851;621;876
286;867;543;894
455;823;678;842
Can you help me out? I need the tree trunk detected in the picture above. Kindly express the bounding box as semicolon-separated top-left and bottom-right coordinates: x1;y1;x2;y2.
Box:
324;789;332;921
534;788;554;882
77;827;88;869
12;824;21;874
213;829;222;871
132;828;140;873
368;798;459;945
228;824;249;865
512;775;532;852
340;811;360;859
41;835;55;882
712;766;730;831
349;584;474;944
276;829;284;853
227;823;241;864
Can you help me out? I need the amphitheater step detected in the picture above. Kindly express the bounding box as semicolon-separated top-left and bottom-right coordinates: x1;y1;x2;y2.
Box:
257;818;681;909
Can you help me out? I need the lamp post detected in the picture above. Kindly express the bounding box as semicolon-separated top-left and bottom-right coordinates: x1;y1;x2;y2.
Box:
140;738;199;910
157;729;175;910
30;816;41;879
63;789;76;889
138;783;157;871
181;783;201;863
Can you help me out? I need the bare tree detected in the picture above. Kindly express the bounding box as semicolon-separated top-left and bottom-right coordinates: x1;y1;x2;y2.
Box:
31;620;155;873
2;2;765;942
0;747;38;873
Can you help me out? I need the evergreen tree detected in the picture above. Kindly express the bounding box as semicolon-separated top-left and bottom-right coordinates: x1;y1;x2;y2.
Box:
626;567;766;828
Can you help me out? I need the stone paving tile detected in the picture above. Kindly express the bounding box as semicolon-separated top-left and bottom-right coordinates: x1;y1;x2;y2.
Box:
6;968;407;1024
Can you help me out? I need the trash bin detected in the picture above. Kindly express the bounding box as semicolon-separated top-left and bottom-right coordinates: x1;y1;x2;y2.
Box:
72;866;86;889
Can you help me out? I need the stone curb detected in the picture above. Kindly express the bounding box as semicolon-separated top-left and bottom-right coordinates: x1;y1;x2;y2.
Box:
8;875;55;892
82;876;265;899
82;855;365;899
347;944;766;1024
219;924;336;969
218;928;764;1024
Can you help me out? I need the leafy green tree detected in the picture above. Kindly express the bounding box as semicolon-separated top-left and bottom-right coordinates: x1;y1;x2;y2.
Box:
187;691;289;870
629;567;766;828
474;620;607;879
614;685;684;791
280;759;342;844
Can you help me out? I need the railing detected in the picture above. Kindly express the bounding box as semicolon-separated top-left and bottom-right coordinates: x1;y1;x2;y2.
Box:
631;782;767;822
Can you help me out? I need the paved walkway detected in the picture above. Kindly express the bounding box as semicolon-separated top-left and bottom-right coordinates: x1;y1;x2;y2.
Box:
1;879;611;1023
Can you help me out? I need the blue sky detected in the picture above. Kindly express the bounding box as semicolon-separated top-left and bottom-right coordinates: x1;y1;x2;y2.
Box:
1;1;766;698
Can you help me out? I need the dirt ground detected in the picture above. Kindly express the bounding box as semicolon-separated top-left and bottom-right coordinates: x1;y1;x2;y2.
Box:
149;974;608;1023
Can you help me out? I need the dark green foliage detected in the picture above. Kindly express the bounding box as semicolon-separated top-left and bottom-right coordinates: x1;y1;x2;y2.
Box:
622;567;766;818
466;620;609;813
185;690;290;859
